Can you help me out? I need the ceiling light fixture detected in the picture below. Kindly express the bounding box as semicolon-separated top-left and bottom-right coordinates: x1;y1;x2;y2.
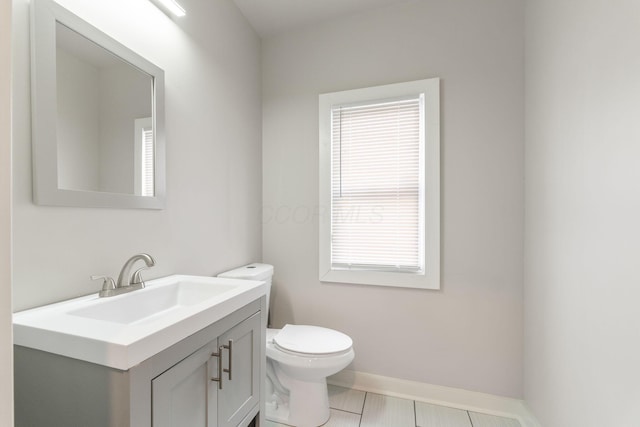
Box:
149;0;186;17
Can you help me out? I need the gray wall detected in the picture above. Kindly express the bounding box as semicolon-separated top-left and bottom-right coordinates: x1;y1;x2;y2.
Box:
1;0;14;423
262;0;525;398
524;0;640;425
12;0;262;311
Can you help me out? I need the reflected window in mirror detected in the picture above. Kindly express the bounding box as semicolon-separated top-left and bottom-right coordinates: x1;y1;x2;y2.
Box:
135;118;154;197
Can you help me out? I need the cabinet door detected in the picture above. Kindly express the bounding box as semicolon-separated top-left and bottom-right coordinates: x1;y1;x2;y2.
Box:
217;313;261;427
152;342;218;427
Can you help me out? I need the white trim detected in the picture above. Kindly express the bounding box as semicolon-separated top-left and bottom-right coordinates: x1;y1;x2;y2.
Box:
319;78;440;289
328;370;541;427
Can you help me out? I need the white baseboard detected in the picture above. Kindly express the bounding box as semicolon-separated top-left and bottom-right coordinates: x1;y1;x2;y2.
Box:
328;370;541;427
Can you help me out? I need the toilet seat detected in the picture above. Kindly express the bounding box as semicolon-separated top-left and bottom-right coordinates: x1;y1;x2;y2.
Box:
272;325;352;356
266;326;355;382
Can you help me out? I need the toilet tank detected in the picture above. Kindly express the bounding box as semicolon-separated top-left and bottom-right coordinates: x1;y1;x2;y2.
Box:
217;263;273;313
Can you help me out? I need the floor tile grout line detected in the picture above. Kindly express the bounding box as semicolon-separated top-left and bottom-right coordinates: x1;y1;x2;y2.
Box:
467;410;474;427
413;399;417;427
357;391;367;427
331;408;364;416
359;391;367;417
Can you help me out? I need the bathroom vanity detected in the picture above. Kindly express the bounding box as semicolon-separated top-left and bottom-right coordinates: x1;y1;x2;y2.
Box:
13;275;267;427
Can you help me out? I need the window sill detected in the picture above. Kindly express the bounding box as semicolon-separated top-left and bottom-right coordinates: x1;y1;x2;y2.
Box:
319;268;439;290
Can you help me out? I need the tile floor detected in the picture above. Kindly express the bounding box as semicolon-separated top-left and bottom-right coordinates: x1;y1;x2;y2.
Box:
265;385;521;427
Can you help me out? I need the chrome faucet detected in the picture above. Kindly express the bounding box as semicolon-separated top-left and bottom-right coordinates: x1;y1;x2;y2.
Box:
91;253;156;298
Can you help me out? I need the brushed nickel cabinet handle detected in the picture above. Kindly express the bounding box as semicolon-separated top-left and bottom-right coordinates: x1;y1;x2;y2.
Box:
210;349;223;389
222;340;233;380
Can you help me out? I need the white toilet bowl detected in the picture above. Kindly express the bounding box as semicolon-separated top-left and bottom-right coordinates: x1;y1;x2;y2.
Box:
217;264;355;427
265;326;354;427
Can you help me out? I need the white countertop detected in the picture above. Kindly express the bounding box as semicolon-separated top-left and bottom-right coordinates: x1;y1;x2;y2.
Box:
13;275;267;370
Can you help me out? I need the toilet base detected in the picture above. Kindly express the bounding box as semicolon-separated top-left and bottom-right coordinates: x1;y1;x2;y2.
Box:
265;375;331;427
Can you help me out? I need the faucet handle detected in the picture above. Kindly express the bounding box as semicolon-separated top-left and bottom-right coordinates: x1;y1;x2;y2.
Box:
131;268;148;288
90;275;116;292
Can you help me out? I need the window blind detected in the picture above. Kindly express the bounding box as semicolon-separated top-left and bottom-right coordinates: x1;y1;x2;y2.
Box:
330;95;424;272
141;127;154;197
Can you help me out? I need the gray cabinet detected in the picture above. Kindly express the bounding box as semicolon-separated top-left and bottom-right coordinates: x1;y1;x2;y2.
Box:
15;298;266;427
152;342;218;427
217;313;260;427
151;313;260;427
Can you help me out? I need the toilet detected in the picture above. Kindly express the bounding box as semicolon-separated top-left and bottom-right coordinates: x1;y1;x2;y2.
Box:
218;264;355;427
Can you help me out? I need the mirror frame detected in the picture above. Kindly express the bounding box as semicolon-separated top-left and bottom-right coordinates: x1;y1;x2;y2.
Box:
31;0;166;209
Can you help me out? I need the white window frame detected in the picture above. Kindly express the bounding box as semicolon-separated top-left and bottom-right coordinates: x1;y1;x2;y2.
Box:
319;78;440;289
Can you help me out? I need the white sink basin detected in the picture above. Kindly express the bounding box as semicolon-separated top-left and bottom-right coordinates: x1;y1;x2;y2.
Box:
68;280;236;325
13;275;266;370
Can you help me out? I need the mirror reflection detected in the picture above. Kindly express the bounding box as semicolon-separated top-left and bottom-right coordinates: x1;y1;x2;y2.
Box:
55;22;155;196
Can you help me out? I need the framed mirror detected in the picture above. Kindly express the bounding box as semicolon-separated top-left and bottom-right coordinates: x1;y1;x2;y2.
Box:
31;0;165;209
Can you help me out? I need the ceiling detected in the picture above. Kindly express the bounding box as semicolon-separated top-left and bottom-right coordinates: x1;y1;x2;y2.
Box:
232;0;412;38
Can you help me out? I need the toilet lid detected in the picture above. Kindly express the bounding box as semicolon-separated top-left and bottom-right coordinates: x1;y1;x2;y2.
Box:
273;324;352;355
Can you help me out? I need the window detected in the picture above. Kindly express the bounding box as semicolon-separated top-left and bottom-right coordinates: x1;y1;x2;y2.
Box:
134;117;154;197
319;78;440;289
